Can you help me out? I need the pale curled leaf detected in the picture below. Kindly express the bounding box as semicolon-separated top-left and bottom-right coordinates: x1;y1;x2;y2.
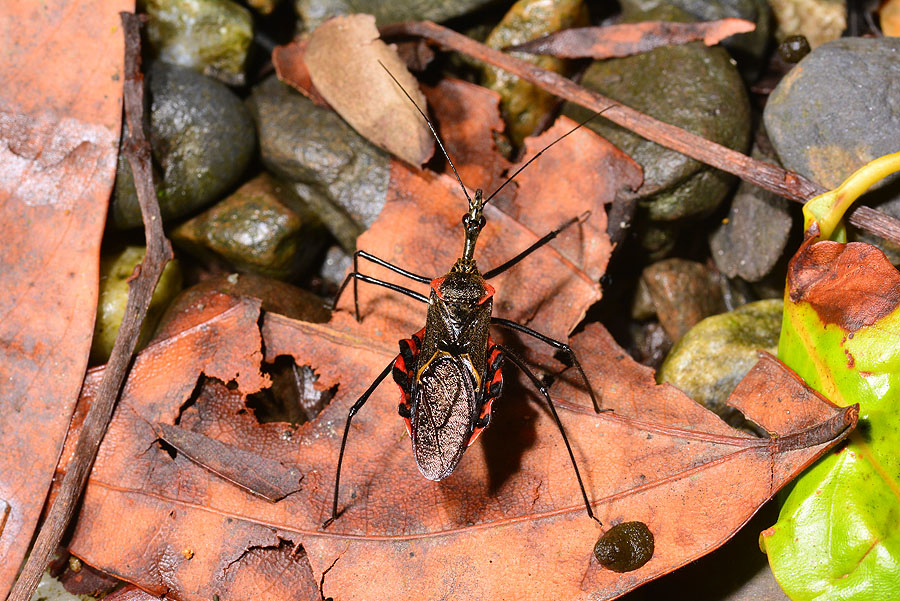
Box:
303;14;434;166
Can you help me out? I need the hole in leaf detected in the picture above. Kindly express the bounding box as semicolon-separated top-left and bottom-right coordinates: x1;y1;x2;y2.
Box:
245;356;337;425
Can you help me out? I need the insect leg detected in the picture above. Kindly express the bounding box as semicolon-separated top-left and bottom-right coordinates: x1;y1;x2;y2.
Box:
491;317;605;414
482;212;590;280
332;271;428;321
496;344;601;525
322;359;395;529
332;251;433;321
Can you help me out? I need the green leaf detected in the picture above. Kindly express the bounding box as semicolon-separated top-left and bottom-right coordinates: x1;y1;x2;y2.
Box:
763;152;900;600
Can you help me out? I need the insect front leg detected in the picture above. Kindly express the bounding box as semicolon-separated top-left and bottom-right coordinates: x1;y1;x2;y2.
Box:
496;344;601;526
322;359;395;529
491;317;605;414
332;251;431;320
332;269;428;321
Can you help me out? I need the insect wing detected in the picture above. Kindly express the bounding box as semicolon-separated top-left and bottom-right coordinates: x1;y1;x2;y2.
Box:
411;352;479;480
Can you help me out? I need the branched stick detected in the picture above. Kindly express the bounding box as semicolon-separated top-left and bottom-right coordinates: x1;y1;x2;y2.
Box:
7;13;173;601
380;21;900;247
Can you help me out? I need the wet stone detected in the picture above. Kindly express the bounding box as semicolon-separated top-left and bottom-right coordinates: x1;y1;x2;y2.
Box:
295;0;497;30
778;35;811;62
248;75;390;252
629;321;673;370
657;298;783;419
621;0;772;80
565;5;751;227
765;38;900;190
481;0;588;147
92;246;183;364
640;258;725;343
142;0;253;86
319;245;353;291
171;173;326;280
764;37;900;261
709;141;793;282
769;0;846;49
113;62;256;229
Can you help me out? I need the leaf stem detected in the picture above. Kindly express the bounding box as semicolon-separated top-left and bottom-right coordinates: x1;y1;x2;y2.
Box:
804;151;900;241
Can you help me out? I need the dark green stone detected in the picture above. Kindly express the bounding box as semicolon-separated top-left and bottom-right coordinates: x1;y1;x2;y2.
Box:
481;0;588;147
778;35;811;62
564;5;751;223
248;76;390;252
171;173;325;280
141;0;253;86
113;62;256;229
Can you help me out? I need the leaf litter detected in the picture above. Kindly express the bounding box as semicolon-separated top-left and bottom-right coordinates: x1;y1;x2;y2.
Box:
53;52;857;600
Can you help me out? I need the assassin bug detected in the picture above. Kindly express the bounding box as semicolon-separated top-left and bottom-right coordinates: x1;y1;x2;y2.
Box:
322;64;610;529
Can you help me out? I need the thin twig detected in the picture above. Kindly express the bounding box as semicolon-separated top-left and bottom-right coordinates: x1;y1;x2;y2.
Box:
7;13;173;601
380;21;900;247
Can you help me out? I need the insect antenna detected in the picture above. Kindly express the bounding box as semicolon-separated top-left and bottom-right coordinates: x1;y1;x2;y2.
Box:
378;60;473;207
484;106;616;205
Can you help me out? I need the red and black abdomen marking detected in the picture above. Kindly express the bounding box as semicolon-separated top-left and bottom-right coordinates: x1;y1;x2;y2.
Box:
467;337;503;447
392;328;424;437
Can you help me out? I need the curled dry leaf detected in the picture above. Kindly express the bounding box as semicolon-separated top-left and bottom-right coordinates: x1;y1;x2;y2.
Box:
0;1;130;594
507;19;757;59
302;14;434;166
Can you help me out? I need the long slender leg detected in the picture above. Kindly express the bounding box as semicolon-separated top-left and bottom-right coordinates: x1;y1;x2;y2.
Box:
332;272;428;321
322;359;395;529
497;344;602;525
497;344;601;525
482;211;590;280
333;251;431;320
492;317;606;414
355;250;432;284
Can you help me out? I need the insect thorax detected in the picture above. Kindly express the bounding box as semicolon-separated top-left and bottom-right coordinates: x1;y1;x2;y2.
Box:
419;267;494;381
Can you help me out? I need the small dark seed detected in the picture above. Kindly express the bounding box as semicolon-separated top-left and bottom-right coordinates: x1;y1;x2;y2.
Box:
594;521;654;572
778;35;811;63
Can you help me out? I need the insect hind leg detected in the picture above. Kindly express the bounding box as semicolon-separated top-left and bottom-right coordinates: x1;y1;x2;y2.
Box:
496;344;601;526
491;317;606;414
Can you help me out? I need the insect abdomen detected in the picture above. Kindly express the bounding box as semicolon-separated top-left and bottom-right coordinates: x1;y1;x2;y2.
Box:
411;352;479;481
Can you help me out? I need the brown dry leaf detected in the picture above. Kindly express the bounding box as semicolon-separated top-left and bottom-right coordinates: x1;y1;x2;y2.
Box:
52;70;850;599
58;298;853;601
271;39;331;108
0;1;131;593
422;79;511;197
508;19;757;59
60;144;851;600
301;14;434;166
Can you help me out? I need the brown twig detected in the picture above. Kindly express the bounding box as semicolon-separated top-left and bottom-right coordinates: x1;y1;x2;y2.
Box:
380;21;900;247
7;13;173;601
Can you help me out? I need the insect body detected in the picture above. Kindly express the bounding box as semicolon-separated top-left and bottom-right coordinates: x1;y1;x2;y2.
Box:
322;66;608;529
393;191;503;480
